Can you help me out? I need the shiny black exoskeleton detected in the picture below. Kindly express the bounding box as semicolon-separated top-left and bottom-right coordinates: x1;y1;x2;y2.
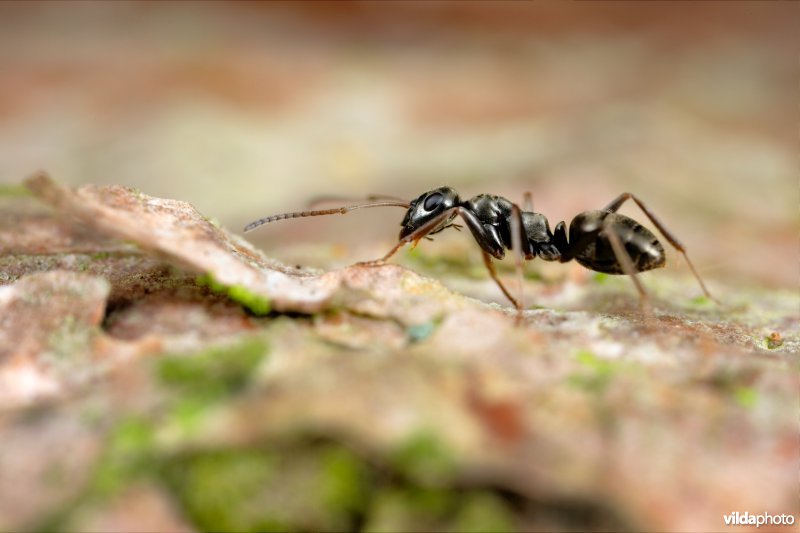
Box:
401;186;669;267
245;186;713;315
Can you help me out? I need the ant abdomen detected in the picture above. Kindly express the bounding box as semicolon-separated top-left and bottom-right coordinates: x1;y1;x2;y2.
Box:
570;211;666;274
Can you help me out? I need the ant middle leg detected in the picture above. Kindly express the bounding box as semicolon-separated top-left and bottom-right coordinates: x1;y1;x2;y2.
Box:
603;193;715;301
481;251;519;309
523;192;533;212
509;203;526;320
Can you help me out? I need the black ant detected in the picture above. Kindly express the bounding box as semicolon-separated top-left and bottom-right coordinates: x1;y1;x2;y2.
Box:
244;187;714;315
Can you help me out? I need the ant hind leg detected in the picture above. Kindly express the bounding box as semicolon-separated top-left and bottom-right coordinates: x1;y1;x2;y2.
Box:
602;217;650;310
603;192;716;302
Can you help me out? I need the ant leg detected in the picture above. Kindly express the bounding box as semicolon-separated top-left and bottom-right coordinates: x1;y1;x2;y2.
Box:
602;217;650;307
453;207;525;311
481;251;519;309
510;204;526;320
360;206;525;316
523;192;533;212
356;207;460;266
559;215;652;312
603;193;715;301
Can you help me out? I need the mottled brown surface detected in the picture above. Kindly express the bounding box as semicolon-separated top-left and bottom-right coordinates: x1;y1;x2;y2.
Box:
0;177;797;532
0;4;797;532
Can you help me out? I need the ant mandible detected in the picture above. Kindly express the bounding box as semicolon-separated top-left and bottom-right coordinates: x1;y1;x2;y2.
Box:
244;187;715;314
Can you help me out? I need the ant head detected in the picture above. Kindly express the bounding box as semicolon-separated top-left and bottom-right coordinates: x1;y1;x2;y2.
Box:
400;187;460;239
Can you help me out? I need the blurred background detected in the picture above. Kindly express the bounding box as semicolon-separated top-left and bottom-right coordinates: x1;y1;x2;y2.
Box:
0;1;796;287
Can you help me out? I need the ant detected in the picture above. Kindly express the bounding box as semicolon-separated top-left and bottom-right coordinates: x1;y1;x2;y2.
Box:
244;187;714;316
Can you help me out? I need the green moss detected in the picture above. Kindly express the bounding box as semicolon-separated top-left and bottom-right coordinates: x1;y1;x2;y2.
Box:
403;247;543;282
0;184;33;197
451;492;516;533
365;486;516;533
567;350;618;394
157;337;268;440
196;274;271;316
403;247;484;279
320;446;370;518
227;284;271;315
364;486;455;533
389;431;456;486
157;337;268;397
162;449;284;533
734;386;759;409
690;295;712;306
164;396;213;438
92;417;156;497
163;444;370;532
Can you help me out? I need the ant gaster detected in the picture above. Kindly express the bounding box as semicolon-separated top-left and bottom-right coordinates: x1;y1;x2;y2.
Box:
244;187;714;315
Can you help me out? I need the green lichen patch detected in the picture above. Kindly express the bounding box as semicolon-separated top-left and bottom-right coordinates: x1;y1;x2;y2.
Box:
689;294;713;307
364;486;517;533
567;350;623;394
451;492;516;533
161;443;370;533
389;431;457;486
733;386;759;409
157;337;269;398
91;417;157;497
320;446;371;519
0;184;34;197
403;247;482;279
196;274;271;316
161;449;283;533
364;486;455;532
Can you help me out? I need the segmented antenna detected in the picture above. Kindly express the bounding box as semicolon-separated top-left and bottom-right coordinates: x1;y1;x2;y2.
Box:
307;194;407;208
243;200;410;233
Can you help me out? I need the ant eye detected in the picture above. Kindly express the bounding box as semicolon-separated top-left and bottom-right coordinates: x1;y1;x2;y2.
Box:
423;192;443;211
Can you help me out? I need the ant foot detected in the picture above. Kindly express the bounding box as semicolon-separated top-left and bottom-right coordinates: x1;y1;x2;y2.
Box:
354;259;386;268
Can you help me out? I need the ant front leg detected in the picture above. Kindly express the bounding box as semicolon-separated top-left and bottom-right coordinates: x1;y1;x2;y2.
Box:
356;207;461;267
604;193;716;302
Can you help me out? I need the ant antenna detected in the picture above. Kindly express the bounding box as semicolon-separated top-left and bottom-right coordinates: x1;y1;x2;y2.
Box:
243;200;410;233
